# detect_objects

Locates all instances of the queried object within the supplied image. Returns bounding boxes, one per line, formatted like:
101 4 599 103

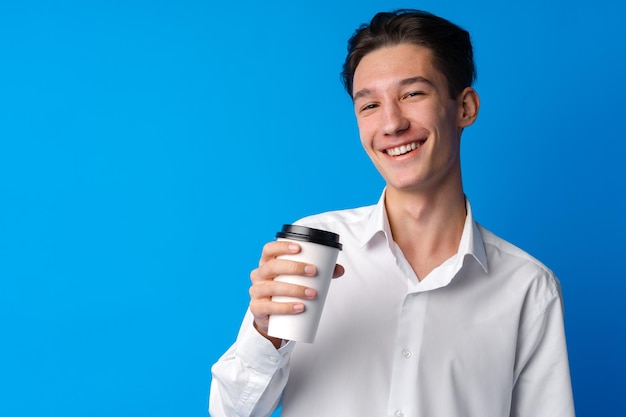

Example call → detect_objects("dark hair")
341 9 476 99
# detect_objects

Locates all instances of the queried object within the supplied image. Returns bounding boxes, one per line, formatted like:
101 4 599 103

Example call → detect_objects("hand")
249 240 344 348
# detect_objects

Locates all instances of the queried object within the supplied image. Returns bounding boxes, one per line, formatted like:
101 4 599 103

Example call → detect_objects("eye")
359 103 379 113
403 91 425 100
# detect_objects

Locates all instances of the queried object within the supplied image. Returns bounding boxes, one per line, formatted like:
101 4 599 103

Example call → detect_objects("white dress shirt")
210 192 575 417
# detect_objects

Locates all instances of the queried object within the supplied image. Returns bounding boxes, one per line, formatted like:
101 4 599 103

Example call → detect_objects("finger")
251 298 307 318
250 288 311 334
258 241 301 267
249 280 317 301
251 258 316 284
332 263 345 279
251 300 305 336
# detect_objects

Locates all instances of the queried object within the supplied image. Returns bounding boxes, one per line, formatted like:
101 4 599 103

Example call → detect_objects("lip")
383 139 427 157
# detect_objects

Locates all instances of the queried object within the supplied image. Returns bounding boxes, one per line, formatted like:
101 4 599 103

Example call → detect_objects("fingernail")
304 265 315 275
304 288 316 298
288 243 299 252
293 304 304 312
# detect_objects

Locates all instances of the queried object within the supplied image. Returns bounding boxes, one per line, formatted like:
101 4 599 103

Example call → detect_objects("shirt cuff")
235 320 295 374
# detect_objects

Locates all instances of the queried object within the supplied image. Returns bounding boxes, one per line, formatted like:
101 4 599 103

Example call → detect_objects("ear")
457 87 480 128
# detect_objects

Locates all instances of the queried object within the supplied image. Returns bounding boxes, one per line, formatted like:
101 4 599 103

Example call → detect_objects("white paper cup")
267 224 342 343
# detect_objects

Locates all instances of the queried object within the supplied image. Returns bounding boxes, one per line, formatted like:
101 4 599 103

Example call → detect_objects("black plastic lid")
276 224 342 250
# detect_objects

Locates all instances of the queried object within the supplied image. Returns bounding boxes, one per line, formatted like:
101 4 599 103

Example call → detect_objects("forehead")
352 43 445 93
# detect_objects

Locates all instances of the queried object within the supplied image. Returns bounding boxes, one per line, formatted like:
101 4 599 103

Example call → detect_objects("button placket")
387 291 429 417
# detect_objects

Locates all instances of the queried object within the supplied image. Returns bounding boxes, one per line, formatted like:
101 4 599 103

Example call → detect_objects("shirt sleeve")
209 310 295 417
510 276 576 417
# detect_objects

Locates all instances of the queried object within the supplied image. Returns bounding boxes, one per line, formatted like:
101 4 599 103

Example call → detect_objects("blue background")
1 1 624 416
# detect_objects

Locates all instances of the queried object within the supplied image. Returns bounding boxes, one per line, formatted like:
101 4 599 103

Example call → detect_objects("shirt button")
402 348 412 358
268 356 279 363
395 411 404 417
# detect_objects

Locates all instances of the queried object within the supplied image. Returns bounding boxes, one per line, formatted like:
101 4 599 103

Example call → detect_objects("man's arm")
209 310 294 417
510 280 576 417
210 240 342 416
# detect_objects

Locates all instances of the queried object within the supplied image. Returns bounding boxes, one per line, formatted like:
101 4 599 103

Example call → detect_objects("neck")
384 182 467 280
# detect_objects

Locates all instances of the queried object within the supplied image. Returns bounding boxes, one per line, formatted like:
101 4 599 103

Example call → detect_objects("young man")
210 9 575 417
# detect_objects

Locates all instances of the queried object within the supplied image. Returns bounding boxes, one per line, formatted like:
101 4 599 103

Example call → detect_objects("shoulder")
290 204 378 248
478 224 562 311
294 205 375 231
479 224 553 273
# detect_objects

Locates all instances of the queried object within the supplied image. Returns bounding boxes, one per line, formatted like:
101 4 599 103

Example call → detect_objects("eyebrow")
352 76 434 101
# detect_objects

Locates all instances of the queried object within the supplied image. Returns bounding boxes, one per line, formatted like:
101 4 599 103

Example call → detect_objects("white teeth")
387 141 421 156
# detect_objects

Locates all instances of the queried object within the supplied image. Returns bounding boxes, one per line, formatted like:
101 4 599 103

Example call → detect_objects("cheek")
359 135 375 157
356 119 375 147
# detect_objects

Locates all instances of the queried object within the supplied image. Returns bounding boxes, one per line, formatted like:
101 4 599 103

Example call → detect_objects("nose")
381 101 410 136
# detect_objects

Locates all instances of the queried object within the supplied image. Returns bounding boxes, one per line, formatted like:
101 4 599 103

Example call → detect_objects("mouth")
384 140 425 157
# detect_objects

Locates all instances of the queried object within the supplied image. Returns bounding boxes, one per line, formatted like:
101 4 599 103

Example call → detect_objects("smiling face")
352 43 478 197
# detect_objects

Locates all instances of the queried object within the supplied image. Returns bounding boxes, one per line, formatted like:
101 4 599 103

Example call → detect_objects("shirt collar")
359 188 488 274
460 200 489 273
359 189 390 248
